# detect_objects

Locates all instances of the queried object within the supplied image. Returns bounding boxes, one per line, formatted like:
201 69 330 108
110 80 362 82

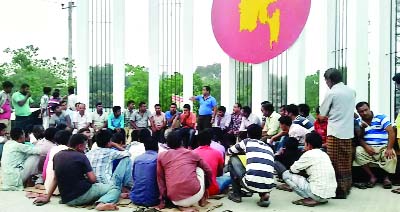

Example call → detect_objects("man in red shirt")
176 104 197 149
193 129 231 196
314 107 328 148
157 131 213 211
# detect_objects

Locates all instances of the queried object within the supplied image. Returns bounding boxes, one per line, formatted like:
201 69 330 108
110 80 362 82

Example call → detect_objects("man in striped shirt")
354 102 397 189
227 124 274 207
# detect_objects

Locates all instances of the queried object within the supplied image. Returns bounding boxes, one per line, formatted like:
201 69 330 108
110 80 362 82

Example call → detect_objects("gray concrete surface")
0 186 399 212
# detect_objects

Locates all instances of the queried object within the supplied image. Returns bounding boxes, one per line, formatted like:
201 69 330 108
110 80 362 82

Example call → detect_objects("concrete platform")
0 185 399 212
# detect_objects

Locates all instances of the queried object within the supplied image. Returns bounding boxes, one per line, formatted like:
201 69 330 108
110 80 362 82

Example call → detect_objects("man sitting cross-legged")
1 128 44 190
86 130 133 196
275 132 337 207
353 101 397 189
227 124 274 207
157 131 213 211
193 129 231 196
33 134 121 211
130 137 160 207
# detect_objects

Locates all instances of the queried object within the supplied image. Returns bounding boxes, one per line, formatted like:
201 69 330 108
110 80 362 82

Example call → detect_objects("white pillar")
221 56 236 111
148 0 160 108
182 0 194 106
76 0 89 106
112 0 125 107
287 31 306 104
347 0 369 103
369 0 391 116
319 0 336 104
252 62 268 117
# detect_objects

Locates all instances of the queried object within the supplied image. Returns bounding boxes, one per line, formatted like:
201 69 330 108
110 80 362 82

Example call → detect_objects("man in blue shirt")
190 86 217 131
108 106 125 142
130 137 159 206
165 103 180 127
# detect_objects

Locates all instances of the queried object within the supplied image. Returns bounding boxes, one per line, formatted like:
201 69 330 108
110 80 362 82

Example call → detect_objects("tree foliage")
305 70 319 115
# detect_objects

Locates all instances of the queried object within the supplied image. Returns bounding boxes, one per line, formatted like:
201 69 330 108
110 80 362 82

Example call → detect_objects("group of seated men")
0 98 399 211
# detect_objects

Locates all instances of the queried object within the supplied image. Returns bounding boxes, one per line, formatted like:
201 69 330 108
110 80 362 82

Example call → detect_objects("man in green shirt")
12 83 34 132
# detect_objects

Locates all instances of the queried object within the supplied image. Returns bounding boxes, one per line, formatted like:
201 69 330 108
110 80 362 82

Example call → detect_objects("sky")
0 0 323 74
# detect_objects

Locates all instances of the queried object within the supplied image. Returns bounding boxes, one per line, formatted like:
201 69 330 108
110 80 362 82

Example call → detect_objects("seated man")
261 103 281 141
130 102 152 142
130 137 160 207
108 106 125 141
86 130 132 190
298 103 316 123
212 106 231 142
1 128 43 190
150 104 166 143
227 124 274 207
72 103 92 133
157 132 213 211
176 104 196 149
275 137 303 169
49 104 72 129
33 134 120 211
286 104 314 130
354 102 397 189
164 103 181 131
91 102 108 132
314 106 328 148
275 132 337 207
194 130 231 196
239 106 261 132
224 103 242 149
271 116 310 151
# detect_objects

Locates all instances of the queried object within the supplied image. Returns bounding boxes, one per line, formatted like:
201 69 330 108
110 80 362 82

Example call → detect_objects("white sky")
0 0 323 74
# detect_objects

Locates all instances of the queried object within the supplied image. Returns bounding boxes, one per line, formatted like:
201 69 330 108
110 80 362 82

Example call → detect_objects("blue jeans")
177 128 195 148
66 183 120 206
112 157 133 188
216 174 232 193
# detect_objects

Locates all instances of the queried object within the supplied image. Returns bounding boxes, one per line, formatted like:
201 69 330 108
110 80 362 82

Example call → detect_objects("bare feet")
95 203 119 211
120 193 129 199
198 199 210 207
177 206 199 212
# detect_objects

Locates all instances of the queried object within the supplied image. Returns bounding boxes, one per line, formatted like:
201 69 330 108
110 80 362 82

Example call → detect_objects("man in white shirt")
261 103 281 141
67 86 77 111
91 102 108 131
271 116 310 152
212 106 231 142
275 132 337 207
40 87 52 129
320 68 355 199
239 106 261 132
73 103 92 132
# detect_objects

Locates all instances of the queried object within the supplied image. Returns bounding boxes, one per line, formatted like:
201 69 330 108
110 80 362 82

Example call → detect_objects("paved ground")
0 185 399 212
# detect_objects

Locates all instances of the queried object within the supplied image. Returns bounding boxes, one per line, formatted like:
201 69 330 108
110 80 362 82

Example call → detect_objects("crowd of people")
0 68 399 211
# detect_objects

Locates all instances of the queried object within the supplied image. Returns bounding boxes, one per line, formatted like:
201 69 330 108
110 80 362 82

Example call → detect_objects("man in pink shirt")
194 130 231 196
157 131 213 211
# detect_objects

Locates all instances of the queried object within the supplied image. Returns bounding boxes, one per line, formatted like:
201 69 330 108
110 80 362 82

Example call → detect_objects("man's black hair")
356 101 370 110
235 103 242 108
278 116 292 127
286 104 299 116
137 129 151 143
139 102 146 107
324 68 343 84
113 106 121 113
43 87 51 94
68 134 87 148
247 124 262 139
203 86 211 93
242 106 251 114
183 104 191 111
54 130 72 145
154 104 161 108
170 103 177 107
261 101 271 105
10 128 24 141
21 83 30 89
144 137 159 151
0 123 6 131
166 131 182 149
305 132 323 149
2 81 14 89
44 127 60 142
262 103 274 113
95 130 112 148
96 102 103 107
217 106 226 113
197 129 212 146
52 91 60 98
111 133 125 144
298 104 311 116
68 86 75 95
127 100 135 107
315 106 320 115
284 137 299 150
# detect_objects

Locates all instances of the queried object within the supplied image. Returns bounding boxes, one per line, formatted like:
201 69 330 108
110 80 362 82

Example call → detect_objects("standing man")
12 83 34 132
150 104 166 143
67 86 77 111
124 100 136 143
91 102 108 132
40 87 52 129
190 86 217 131
320 68 356 199
130 102 152 142
0 81 14 134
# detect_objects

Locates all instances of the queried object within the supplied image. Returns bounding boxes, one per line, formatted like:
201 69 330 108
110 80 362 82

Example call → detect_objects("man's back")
130 150 159 206
53 150 93 203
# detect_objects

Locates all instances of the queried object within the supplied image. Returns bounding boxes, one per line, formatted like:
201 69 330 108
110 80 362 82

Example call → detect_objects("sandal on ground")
391 188 400 194
366 181 376 188
301 199 326 207
276 183 293 192
353 182 367 189
228 193 242 203
240 191 253 197
257 200 270 207
383 180 393 189
292 199 305 205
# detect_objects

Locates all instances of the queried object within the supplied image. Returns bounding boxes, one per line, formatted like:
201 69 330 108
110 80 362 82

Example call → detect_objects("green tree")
305 70 319 115
125 64 149 106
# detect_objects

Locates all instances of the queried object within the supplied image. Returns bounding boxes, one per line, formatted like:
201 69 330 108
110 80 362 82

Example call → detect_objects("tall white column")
319 0 336 104
252 62 268 117
76 0 90 106
221 56 236 111
287 31 306 104
369 0 391 116
112 0 125 107
182 0 194 106
347 0 369 103
148 0 160 108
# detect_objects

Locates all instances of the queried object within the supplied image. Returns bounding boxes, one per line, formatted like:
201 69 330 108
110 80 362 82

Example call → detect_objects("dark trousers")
15 115 33 133
152 129 165 143
197 115 212 131
131 128 147 142
176 128 195 148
